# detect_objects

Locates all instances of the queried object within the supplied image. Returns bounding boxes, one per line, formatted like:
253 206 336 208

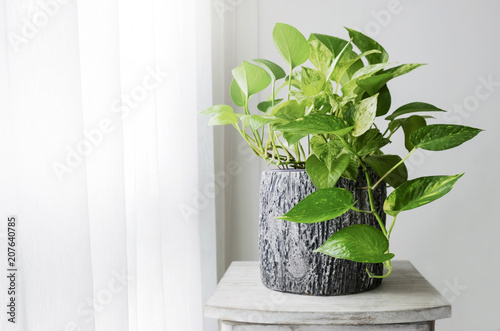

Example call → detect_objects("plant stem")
362 165 388 237
371 147 417 190
387 215 397 239
368 260 393 279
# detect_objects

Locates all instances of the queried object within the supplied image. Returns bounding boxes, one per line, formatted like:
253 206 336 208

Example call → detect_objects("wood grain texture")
259 169 386 295
205 261 451 325
220 320 433 330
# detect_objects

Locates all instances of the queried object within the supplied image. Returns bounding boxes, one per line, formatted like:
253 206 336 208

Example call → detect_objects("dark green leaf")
230 79 245 107
385 102 446 121
364 154 408 188
257 99 283 112
353 129 389 156
346 28 389 64
342 157 360 181
275 114 347 136
401 115 427 152
277 188 354 223
232 61 271 98
273 23 309 69
309 33 352 57
315 224 394 263
344 94 378 136
410 124 483 151
253 58 286 80
384 174 464 216
306 154 350 189
357 64 425 95
375 85 391 117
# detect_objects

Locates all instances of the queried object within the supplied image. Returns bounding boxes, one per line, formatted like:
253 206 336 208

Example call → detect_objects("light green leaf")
253 59 286 80
232 61 271 98
207 111 239 126
310 136 344 166
410 124 483 151
315 224 394 263
364 154 408 188
271 100 305 118
275 114 347 136
308 39 334 74
230 79 245 107
277 188 354 223
384 174 464 216
306 154 350 189
357 64 425 95
257 99 283 113
282 132 306 146
240 115 277 130
385 102 446 121
344 94 378 137
273 23 309 69
301 67 326 96
200 104 233 115
331 49 381 85
346 28 389 64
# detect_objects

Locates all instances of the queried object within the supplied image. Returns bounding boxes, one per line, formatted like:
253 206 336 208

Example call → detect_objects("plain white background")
213 1 500 330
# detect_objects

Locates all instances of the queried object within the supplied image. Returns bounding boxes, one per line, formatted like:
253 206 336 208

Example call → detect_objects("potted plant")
202 23 481 295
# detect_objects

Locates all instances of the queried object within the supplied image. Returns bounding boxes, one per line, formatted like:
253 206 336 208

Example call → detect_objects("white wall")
215 1 500 330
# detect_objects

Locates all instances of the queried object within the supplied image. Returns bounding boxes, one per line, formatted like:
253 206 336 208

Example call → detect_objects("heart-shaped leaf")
273 23 309 69
277 188 354 223
385 102 445 121
232 61 271 98
410 124 483 151
315 224 394 263
306 154 350 189
384 174 463 216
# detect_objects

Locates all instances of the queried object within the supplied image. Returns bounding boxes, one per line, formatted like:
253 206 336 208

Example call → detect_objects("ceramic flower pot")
259 168 386 296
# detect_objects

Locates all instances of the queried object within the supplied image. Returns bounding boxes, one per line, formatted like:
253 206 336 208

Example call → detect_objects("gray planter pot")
259 168 386 296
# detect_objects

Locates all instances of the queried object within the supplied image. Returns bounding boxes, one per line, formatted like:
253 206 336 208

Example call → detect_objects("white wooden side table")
205 261 451 330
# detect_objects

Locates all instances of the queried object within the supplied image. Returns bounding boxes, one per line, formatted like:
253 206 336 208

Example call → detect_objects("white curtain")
0 0 217 330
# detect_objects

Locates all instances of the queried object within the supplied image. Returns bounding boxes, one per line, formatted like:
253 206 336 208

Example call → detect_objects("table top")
204 260 451 325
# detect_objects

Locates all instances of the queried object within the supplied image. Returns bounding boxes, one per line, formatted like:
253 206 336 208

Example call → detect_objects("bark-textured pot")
259 168 386 296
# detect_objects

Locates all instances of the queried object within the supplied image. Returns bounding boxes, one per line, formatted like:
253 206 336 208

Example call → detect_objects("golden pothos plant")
202 23 481 277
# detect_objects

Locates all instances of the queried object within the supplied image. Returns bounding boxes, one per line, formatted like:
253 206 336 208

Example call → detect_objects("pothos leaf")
277 188 354 223
315 224 394 263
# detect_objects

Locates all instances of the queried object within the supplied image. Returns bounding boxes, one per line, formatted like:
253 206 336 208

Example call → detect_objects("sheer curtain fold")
0 0 217 330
